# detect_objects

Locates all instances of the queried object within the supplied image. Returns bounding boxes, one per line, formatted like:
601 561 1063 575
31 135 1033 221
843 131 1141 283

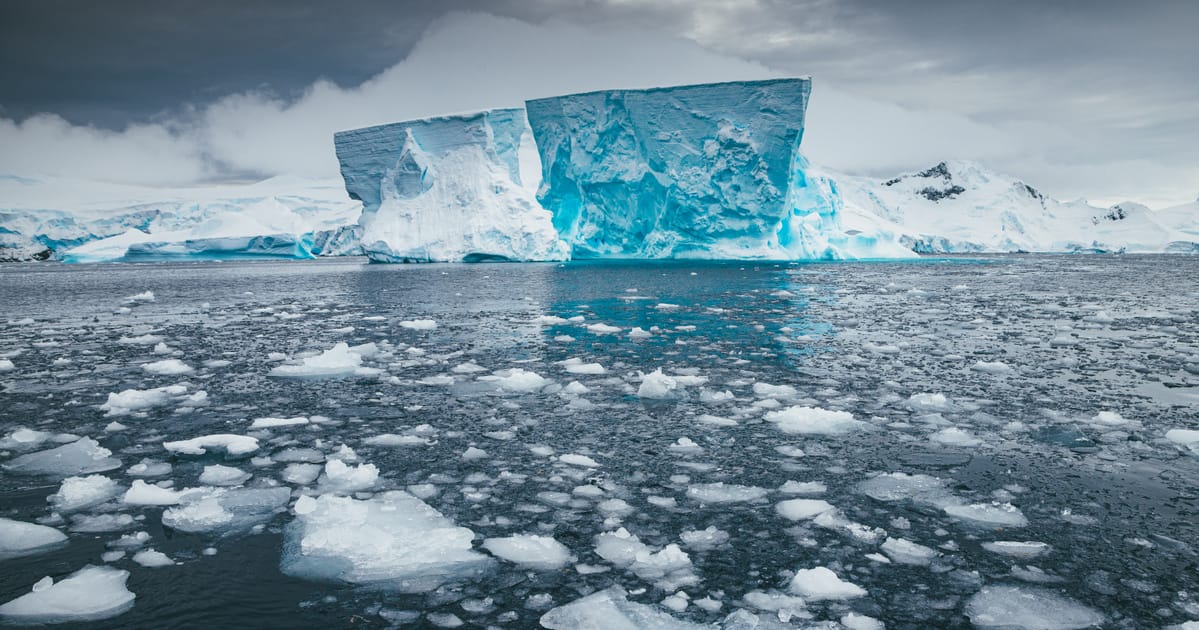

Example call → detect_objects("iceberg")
525 78 910 260
334 108 568 262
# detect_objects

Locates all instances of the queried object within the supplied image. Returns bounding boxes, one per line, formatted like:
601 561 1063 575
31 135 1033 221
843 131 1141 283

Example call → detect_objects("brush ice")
48 475 120 512
281 491 492 591
335 109 568 262
482 534 573 570
764 405 866 435
526 78 909 260
965 585 1104 629
0 566 135 624
0 518 68 560
789 567 867 601
3 438 121 477
540 587 707 630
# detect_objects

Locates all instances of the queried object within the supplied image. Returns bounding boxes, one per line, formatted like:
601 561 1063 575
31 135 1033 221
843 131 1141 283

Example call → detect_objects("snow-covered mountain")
833 160 1198 254
0 175 362 262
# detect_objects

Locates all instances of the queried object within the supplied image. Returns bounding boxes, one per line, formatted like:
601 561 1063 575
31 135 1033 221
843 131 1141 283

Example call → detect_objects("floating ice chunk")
131 549 174 567
559 453 600 467
628 327 652 339
753 383 797 398
944 502 1029 528
668 437 703 454
908 392 951 411
739 591 810 618
69 514 135 533
930 427 983 447
48 475 120 512
982 541 1051 558
451 362 486 374
679 527 730 552
534 315 567 325
162 487 290 534
540 587 707 630
319 459 379 493
126 459 171 477
163 434 259 456
858 472 959 509
269 343 373 378
779 480 826 495
100 384 188 415
789 567 867 601
141 359 194 375
972 361 1013 374
1165 429 1199 454
399 319 438 330
365 433 432 447
0 427 52 451
880 537 939 565
0 566 135 624
118 334 163 345
586 323 621 334
1089 411 1129 427
123 480 193 505
965 585 1104 629
841 612 885 630
281 491 493 591
124 291 155 304
282 463 322 485
696 414 737 427
775 499 834 521
0 518 68 560
638 369 679 399
461 447 488 461
686 483 768 504
248 416 309 429
765 406 866 435
198 465 251 486
478 368 548 392
564 360 606 375
482 535 573 570
3 438 121 477
0 358 13 372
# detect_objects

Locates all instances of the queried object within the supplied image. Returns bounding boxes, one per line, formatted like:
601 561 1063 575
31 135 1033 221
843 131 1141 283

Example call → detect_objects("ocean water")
0 256 1196 629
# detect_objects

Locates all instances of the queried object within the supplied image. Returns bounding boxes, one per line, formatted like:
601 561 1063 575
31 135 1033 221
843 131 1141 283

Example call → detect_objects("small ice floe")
399 319 437 330
3 438 121 477
930 427 983 447
908 392 952 412
100 384 192 416
282 463 322 485
540 587 705 630
628 327 652 339
679 527 729 551
0 518 68 560
123 291 155 304
0 427 52 451
163 434 259 457
48 475 120 512
477 368 548 392
764 406 867 435
142 359 193 375
972 361 1013 374
944 502 1029 528
559 358 606 375
0 566 135 624
668 437 703 454
0 358 14 372
586 323 621 334
1165 429 1199 454
281 491 493 591
696 414 737 427
364 433 433 447
161 487 290 534
559 453 600 468
593 528 696 591
451 362 486 374
117 334 162 345
637 368 681 399
533 315 567 325
248 416 309 429
131 549 175 568
1089 411 1130 427
779 480 826 495
198 465 251 487
880 537 939 566
70 514 135 533
482 535 573 570
841 612 886 630
268 343 378 378
319 460 379 493
753 382 797 398
965 585 1104 629
982 541 1050 559
126 459 171 478
123 480 196 506
775 499 834 521
686 483 768 504
789 567 867 601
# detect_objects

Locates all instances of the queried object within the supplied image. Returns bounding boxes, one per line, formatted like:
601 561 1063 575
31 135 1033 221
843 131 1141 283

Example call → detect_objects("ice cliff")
334 109 568 262
524 78 911 260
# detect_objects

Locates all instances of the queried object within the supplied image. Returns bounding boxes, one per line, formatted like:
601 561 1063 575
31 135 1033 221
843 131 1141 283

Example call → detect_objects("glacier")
524 78 912 260
334 108 568 262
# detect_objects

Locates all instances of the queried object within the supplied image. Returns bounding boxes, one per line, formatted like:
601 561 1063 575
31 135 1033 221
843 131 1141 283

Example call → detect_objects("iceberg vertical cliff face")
525 78 909 260
334 109 568 262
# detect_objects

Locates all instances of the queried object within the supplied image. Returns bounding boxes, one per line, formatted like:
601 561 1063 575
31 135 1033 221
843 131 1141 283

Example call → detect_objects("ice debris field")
0 255 1197 628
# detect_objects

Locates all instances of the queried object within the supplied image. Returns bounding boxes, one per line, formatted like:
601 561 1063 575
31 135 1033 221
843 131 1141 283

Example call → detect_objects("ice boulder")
0 565 135 624
281 491 493 591
0 518 69 560
334 108 568 262
526 78 910 260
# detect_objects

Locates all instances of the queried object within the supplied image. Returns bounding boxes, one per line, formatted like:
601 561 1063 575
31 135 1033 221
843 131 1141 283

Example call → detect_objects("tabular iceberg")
525 78 911 260
334 109 568 262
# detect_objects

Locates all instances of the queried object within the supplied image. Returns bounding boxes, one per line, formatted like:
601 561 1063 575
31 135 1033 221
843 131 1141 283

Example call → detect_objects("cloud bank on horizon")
0 10 1195 208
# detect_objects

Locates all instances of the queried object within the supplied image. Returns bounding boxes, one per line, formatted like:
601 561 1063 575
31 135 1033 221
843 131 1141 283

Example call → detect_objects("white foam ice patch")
131 549 175 567
0 517 69 560
775 499 834 521
593 528 697 591
482 535 573 570
789 567 867 601
319 459 379 493
0 566 135 624
198 464 251 486
981 541 1051 558
2 438 121 477
268 343 379 378
100 384 191 415
540 587 708 629
965 585 1104 629
686 483 768 504
880 537 939 566
764 406 867 435
477 368 548 392
141 359 194 375
944 502 1029 528
48 475 120 512
163 434 259 456
399 319 438 330
248 416 309 429
161 487 290 534
281 491 493 592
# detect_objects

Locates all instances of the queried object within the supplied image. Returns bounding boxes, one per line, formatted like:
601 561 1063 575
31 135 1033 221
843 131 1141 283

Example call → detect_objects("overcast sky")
1 0 1196 207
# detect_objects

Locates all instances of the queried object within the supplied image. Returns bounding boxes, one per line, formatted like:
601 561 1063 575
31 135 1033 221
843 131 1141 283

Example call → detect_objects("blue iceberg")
526 78 905 259
334 109 568 262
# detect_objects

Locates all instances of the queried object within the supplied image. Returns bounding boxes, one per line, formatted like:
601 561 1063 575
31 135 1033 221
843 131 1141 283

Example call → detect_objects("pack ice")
525 78 911 260
334 108 568 262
